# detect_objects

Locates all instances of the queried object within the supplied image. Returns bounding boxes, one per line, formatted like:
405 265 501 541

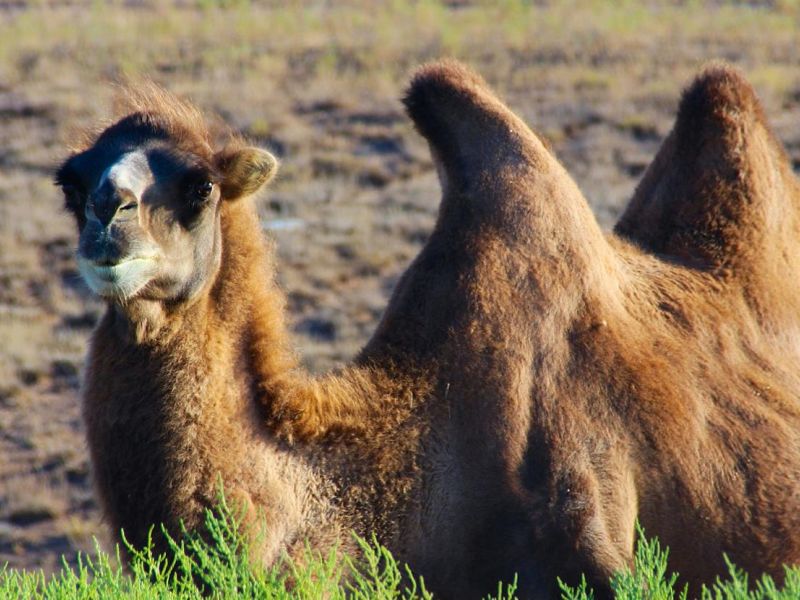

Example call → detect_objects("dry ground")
1 0 799 574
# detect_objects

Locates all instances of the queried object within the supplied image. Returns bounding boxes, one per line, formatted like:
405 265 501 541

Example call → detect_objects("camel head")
55 85 277 305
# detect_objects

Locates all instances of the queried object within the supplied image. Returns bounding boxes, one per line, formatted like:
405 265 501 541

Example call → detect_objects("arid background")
1 0 799 575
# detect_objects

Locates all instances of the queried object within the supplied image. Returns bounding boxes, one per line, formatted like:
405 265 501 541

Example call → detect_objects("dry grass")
1 0 799 572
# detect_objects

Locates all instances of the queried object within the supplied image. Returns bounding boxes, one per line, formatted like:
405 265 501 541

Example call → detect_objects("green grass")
0 489 510 599
0 495 401 599
3 496 800 599
560 524 800 600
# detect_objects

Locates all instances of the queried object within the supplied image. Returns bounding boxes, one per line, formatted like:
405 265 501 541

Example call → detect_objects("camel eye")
184 178 216 219
195 180 214 199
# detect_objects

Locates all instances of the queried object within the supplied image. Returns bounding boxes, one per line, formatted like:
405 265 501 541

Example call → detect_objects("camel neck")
84 201 313 549
212 201 301 389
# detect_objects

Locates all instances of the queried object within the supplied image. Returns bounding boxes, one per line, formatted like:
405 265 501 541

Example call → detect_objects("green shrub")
2 503 799 599
559 524 800 600
0 490 512 599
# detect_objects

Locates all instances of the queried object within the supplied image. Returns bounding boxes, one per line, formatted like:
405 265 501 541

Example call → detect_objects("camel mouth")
77 255 157 300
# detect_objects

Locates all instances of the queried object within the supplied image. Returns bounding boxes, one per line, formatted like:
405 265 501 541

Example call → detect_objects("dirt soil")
1 1 799 574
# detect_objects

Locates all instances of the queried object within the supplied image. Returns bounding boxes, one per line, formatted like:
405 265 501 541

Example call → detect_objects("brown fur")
58 61 800 599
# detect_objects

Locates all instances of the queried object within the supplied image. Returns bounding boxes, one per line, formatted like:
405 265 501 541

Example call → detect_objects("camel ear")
215 147 278 201
615 63 795 272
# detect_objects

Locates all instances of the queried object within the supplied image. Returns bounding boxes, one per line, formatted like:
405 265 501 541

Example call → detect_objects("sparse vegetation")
0 493 518 599
2 0 800 586
560 525 800 600
3 501 799 599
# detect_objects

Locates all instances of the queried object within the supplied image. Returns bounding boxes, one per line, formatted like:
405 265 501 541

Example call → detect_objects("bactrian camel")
56 61 800 598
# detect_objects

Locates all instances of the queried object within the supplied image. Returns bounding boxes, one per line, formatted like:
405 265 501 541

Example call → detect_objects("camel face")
58 134 223 302
56 106 277 304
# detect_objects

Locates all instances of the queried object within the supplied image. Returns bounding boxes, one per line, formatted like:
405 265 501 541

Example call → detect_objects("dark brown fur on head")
72 80 230 156
61 63 800 600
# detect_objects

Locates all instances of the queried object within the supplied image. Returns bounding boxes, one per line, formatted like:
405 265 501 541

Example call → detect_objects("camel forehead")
97 150 152 197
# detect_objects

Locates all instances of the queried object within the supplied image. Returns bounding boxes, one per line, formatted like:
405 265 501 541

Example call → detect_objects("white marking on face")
97 150 152 199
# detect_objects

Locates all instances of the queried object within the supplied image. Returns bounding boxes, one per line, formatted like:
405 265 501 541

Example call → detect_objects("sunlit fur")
60 63 800 600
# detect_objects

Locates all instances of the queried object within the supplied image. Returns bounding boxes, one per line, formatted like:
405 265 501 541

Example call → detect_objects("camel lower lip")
78 256 156 298
87 258 151 280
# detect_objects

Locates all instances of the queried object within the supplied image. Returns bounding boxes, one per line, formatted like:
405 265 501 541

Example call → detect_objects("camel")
55 61 800 598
